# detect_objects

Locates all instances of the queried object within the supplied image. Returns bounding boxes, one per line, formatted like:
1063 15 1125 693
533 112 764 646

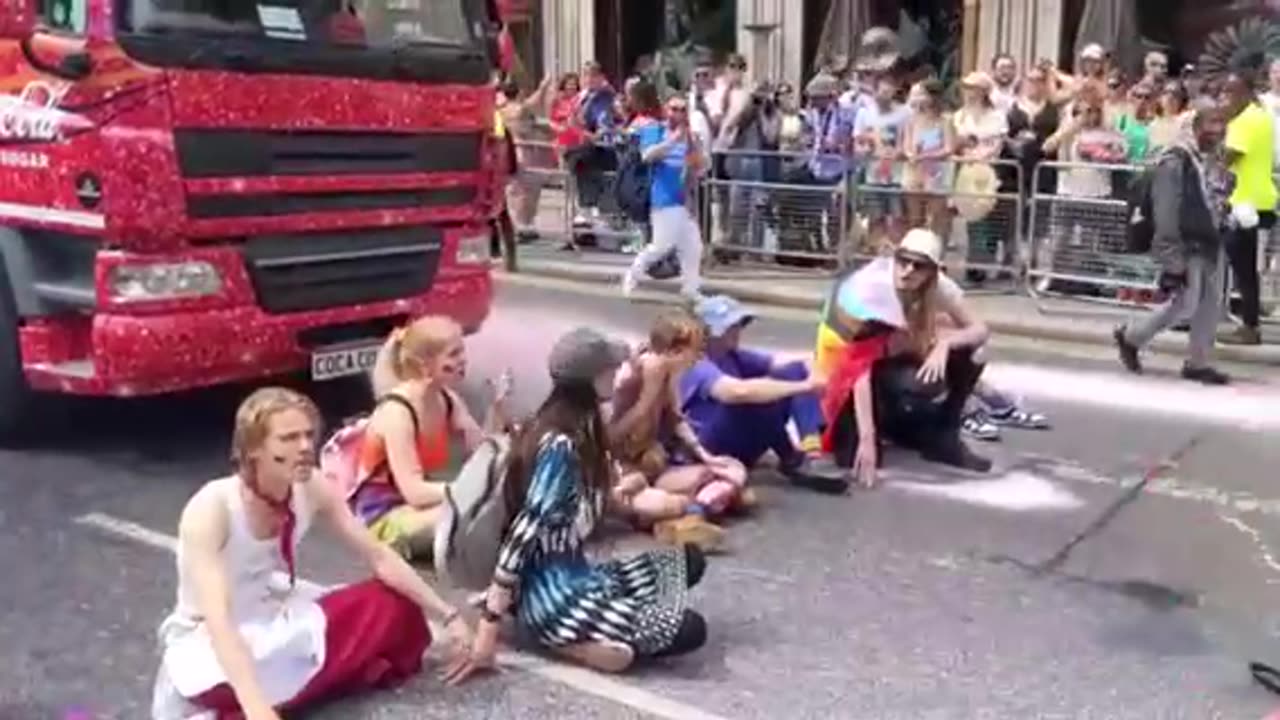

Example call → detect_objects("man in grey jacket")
1114 106 1233 385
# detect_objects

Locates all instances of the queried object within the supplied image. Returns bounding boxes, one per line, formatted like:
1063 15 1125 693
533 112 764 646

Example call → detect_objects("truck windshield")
117 0 490 83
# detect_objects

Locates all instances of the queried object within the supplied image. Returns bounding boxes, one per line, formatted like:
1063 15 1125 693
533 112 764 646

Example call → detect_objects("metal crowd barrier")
1025 160 1159 308
509 139 573 244
703 149 849 268
850 157 1025 289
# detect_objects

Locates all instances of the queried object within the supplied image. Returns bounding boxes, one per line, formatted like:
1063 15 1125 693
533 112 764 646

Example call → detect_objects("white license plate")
311 343 381 381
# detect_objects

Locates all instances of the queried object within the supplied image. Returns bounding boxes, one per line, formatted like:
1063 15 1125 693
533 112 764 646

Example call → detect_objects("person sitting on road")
152 388 474 720
609 309 745 551
444 328 710 683
817 228 993 487
679 294 848 494
352 315 511 561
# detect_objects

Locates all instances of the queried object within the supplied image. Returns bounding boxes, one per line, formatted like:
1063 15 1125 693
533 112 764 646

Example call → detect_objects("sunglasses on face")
895 252 935 272
667 103 688 113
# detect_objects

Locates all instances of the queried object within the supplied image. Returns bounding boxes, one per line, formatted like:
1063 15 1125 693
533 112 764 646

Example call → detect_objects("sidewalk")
505 242 1280 368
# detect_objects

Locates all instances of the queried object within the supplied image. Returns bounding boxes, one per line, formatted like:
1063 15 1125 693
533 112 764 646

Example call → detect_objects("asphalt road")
4 278 1280 720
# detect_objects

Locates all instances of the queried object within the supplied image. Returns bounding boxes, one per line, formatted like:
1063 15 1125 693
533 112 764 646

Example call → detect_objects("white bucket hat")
898 228 943 266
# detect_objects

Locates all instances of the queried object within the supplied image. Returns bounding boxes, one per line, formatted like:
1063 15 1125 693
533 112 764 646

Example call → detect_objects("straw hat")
961 71 994 94
951 163 1000 222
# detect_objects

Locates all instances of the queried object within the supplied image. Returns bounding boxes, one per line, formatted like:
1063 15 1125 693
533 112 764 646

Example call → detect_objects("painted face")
426 329 467 385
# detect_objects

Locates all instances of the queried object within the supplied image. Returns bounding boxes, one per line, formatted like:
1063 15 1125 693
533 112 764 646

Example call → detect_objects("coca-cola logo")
0 80 72 143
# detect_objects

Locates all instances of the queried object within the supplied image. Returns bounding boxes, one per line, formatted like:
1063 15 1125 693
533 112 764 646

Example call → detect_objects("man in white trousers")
623 92 707 301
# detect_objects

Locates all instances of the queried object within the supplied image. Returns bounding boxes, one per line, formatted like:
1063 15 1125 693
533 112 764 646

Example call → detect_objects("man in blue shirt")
679 295 849 494
622 93 706 300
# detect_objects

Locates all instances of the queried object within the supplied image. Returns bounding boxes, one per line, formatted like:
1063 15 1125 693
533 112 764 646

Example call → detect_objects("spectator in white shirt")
1259 57 1280 170
991 54 1019 113
853 75 911 247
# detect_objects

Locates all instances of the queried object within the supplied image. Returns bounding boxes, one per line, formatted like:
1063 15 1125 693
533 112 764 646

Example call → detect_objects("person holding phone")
622 93 708 301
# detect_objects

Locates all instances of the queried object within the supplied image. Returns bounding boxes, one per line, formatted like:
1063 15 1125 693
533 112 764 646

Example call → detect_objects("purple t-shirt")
679 349 774 436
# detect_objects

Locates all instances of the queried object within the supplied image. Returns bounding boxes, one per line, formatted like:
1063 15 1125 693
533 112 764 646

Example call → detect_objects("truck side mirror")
0 0 37 38
21 32 93 80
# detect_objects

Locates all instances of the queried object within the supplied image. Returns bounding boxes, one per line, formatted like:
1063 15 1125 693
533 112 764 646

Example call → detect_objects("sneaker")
572 214 591 228
780 456 851 494
1219 326 1262 346
653 515 726 554
1113 326 1143 374
986 406 1051 430
1181 364 1230 386
962 410 1001 442
922 435 993 473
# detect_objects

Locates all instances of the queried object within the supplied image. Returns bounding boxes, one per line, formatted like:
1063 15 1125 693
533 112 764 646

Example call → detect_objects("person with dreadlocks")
815 229 993 488
152 388 475 720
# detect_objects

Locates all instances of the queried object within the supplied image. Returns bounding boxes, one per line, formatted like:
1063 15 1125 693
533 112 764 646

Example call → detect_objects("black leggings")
651 544 709 658
829 347 985 468
1227 211 1276 329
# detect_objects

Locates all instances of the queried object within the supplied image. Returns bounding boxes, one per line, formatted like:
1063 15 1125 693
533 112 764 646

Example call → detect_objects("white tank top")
154 477 327 716
173 476 317 624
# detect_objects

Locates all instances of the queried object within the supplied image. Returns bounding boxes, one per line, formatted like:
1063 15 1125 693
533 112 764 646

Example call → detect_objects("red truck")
0 0 506 439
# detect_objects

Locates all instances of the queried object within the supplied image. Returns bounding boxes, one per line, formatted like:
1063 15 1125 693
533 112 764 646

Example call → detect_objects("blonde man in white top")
151 388 474 720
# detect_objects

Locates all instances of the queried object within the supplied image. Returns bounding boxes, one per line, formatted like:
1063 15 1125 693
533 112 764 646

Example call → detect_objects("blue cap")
695 295 753 338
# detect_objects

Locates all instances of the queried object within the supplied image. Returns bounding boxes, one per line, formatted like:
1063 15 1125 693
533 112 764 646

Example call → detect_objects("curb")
500 261 1280 368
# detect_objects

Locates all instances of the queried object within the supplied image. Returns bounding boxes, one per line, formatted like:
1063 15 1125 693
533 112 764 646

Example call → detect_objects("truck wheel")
0 262 34 444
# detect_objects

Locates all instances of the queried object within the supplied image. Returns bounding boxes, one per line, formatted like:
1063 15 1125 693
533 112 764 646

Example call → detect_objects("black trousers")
829 347 985 469
1226 210 1276 329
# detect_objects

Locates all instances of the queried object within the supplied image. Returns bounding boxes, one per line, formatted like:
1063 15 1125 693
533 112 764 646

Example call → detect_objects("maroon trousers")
193 580 431 719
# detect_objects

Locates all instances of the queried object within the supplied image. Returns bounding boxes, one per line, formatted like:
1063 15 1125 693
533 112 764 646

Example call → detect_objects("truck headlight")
108 261 223 302
455 233 491 265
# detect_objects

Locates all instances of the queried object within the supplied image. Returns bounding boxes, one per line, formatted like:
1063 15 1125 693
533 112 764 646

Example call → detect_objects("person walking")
1115 106 1234 384
622 93 707 301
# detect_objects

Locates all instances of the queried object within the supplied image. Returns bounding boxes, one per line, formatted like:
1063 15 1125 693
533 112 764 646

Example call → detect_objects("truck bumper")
22 270 492 396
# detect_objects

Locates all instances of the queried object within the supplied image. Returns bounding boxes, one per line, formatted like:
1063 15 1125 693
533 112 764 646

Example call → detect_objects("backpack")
612 139 653 224
319 394 420 502
432 434 514 591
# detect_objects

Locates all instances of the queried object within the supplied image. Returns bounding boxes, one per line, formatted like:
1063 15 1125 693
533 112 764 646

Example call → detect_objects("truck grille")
174 130 483 178
187 186 476 218
242 226 443 314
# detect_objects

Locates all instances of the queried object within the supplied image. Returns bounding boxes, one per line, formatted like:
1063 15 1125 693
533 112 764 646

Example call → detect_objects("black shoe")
781 456 851 494
1181 364 1230 386
1113 326 1143 374
922 435 993 473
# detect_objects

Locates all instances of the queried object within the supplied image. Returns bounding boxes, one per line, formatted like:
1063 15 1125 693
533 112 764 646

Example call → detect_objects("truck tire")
0 261 34 444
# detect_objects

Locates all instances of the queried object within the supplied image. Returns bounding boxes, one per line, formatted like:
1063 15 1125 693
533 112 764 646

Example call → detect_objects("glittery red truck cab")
0 0 506 433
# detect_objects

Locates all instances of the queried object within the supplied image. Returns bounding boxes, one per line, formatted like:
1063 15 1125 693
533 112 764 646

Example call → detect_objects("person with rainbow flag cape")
814 229 994 488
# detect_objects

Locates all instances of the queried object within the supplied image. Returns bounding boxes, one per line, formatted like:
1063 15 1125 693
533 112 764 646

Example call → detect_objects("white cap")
898 228 943 266
1080 43 1106 61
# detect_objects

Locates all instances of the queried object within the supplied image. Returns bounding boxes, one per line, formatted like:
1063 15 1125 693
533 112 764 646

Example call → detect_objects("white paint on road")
74 512 730 720
1218 514 1280 585
892 471 1086 512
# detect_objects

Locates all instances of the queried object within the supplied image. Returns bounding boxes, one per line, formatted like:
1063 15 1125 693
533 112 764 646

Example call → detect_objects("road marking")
73 512 730 720
892 471 1086 512
1218 514 1280 585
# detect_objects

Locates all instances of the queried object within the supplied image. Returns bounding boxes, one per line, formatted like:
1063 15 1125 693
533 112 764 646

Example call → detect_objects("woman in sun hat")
817 228 993 487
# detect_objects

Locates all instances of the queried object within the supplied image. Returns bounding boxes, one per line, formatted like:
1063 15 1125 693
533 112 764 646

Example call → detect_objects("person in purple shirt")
680 295 849 494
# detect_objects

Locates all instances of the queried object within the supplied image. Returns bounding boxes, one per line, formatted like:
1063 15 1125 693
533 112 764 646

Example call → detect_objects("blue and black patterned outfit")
494 433 692 655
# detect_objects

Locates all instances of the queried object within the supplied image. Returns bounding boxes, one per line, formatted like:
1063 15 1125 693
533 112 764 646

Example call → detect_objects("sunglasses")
895 252 935 272
667 104 688 113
